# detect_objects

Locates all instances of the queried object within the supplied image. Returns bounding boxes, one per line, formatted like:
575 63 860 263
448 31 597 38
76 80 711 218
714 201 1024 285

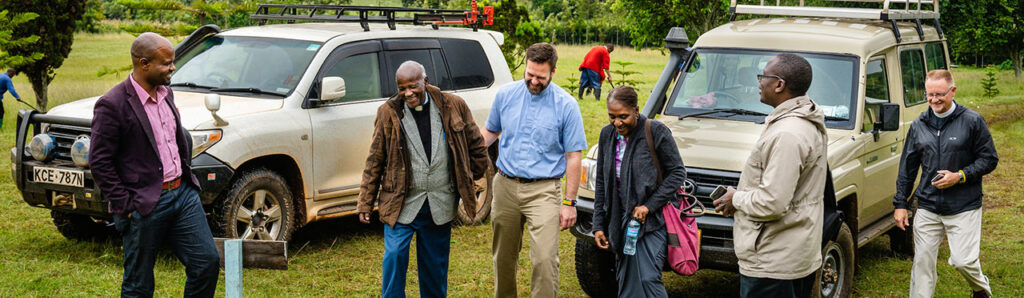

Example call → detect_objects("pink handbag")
645 119 704 275
662 191 703 275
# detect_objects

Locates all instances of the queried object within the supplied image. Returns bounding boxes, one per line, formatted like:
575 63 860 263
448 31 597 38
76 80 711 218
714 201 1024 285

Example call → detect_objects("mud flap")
822 167 843 248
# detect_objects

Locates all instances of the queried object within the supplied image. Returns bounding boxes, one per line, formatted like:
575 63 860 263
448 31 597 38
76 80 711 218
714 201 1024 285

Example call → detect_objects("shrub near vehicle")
11 4 512 242
571 1 948 297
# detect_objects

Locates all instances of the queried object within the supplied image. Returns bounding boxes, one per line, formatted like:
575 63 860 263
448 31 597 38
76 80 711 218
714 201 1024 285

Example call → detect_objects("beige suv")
572 1 947 297
11 5 511 242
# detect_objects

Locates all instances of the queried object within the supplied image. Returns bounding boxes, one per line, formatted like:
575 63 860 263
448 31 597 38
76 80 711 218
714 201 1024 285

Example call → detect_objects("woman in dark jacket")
592 86 687 297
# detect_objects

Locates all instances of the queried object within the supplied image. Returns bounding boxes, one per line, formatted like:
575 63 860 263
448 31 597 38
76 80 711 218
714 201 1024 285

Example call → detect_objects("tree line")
1 0 1021 110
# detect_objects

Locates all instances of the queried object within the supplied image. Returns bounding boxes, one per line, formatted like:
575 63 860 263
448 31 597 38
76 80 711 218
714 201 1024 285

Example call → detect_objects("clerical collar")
932 102 956 118
413 92 430 112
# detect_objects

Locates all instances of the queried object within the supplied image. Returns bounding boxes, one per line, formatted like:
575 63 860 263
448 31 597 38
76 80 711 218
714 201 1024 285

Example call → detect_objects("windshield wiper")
678 108 768 120
824 116 848 121
210 87 286 97
169 82 216 89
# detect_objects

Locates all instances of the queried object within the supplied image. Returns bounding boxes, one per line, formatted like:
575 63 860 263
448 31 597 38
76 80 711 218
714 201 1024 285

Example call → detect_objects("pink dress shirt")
129 75 182 183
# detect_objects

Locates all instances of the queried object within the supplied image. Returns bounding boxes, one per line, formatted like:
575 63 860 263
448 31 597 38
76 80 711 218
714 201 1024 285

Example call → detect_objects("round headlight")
71 135 90 167
29 134 56 162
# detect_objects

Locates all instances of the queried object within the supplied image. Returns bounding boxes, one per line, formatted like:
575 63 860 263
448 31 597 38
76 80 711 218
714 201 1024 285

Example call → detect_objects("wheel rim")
461 177 488 216
472 181 487 213
820 242 845 298
235 189 282 240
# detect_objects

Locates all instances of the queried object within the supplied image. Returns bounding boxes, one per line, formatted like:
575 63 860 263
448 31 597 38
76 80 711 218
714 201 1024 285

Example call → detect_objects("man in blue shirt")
1 68 23 128
482 42 588 297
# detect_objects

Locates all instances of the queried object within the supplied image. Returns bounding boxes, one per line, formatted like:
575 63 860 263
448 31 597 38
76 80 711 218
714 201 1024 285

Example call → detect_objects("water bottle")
623 219 640 256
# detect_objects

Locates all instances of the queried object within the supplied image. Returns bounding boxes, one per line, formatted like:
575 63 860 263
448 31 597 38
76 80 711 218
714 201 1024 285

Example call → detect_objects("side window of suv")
440 39 494 90
322 53 382 102
900 49 926 106
313 40 384 103
863 58 889 132
924 42 947 70
384 48 452 95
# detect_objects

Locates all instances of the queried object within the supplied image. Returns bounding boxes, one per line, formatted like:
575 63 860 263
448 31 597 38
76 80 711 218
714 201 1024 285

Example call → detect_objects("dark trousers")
116 184 220 298
578 68 602 100
615 227 669 298
739 272 816 298
382 202 452 298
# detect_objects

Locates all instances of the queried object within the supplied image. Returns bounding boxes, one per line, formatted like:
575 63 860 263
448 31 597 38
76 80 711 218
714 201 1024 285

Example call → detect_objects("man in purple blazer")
90 32 219 297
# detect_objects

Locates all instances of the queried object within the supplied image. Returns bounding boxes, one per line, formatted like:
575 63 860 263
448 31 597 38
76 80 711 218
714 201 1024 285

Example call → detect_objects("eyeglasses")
925 86 954 98
757 74 785 83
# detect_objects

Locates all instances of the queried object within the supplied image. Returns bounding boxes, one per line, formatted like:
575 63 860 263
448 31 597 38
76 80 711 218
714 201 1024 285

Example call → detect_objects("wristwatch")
562 197 577 206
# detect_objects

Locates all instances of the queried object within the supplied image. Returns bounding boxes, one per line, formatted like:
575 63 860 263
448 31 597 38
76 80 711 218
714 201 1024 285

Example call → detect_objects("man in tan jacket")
714 53 828 298
357 61 490 297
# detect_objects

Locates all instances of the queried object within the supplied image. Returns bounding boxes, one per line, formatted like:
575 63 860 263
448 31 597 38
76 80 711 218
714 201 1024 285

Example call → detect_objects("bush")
998 59 1015 71
118 20 193 36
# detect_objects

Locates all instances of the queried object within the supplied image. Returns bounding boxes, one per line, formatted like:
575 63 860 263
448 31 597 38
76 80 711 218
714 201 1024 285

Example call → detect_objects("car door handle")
867 155 878 164
891 145 898 153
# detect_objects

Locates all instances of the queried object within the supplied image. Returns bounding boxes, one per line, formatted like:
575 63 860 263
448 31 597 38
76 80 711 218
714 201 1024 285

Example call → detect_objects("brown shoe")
972 290 990 298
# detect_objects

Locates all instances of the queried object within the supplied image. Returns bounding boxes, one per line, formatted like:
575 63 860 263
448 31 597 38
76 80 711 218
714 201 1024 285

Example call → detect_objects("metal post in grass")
225 239 243 298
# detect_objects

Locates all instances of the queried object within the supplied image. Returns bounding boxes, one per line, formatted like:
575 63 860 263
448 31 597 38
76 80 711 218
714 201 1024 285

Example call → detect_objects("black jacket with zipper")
592 115 687 252
893 102 998 215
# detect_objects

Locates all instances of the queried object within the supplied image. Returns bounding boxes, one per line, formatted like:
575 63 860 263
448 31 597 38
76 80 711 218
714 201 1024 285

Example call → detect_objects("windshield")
172 36 322 97
665 49 858 129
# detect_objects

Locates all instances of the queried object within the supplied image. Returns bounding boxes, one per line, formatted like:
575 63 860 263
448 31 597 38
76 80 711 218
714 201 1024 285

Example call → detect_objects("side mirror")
878 103 900 131
321 76 347 102
871 103 899 141
205 94 229 126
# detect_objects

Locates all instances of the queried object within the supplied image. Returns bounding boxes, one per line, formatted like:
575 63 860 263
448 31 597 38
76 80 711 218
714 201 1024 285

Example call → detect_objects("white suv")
12 5 512 241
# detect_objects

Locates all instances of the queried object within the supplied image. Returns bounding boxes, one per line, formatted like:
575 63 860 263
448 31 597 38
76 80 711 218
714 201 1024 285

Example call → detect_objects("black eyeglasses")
757 74 785 82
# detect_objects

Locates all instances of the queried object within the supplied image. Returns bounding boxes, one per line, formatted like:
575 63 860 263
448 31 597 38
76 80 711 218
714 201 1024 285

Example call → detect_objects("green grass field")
0 33 1021 296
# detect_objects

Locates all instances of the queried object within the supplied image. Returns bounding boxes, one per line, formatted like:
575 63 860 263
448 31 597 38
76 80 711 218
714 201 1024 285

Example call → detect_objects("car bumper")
572 195 740 272
12 151 234 217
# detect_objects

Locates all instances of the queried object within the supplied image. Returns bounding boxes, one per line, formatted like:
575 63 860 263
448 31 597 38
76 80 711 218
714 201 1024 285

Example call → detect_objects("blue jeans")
579 68 602 90
116 184 220 298
382 202 452 298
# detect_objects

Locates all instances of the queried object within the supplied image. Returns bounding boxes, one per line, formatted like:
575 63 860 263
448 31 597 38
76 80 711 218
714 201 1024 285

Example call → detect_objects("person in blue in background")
0 68 23 128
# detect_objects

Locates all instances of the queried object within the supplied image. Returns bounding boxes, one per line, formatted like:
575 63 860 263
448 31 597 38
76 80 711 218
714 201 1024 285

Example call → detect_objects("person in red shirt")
578 44 614 101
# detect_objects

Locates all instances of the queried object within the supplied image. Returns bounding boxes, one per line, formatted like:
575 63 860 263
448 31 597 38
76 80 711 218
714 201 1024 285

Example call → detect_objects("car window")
863 58 889 132
440 39 494 90
173 36 320 97
924 42 947 71
322 52 382 102
664 49 858 129
900 49 927 106
384 49 449 97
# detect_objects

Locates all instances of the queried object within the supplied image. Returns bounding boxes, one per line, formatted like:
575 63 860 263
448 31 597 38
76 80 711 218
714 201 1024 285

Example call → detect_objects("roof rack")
251 1 493 32
729 0 942 42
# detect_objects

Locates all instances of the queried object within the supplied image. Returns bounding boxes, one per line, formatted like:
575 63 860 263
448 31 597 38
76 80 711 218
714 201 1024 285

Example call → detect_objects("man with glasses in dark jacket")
893 69 998 298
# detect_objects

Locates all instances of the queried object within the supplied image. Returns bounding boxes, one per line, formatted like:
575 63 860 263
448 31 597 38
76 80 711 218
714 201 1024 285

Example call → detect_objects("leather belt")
162 177 182 190
497 170 560 184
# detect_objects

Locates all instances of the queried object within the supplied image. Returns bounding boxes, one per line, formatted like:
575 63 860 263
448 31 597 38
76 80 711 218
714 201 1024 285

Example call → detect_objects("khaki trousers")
910 208 991 297
491 175 561 298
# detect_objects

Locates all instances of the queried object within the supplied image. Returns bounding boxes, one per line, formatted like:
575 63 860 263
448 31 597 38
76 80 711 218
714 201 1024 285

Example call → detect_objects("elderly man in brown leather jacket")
357 61 489 297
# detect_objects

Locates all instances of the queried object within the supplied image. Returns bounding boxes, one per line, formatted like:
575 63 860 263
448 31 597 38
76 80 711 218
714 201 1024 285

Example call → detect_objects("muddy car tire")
575 238 618 298
456 166 494 225
219 169 295 241
815 223 855 298
51 210 116 241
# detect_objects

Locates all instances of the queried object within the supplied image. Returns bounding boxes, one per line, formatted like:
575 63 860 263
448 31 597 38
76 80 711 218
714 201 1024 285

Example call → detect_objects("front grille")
46 124 91 162
686 167 741 207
